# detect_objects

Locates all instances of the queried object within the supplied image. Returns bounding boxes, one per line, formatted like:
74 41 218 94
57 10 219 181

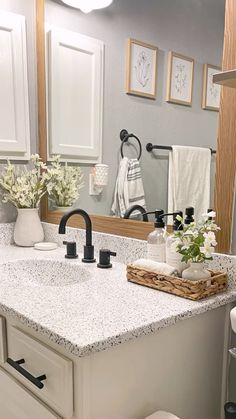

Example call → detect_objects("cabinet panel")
0 367 61 419
46 26 104 163
0 316 7 363
0 11 30 160
7 326 73 419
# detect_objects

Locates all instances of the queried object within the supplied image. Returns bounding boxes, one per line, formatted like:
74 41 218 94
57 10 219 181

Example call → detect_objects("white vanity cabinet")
0 304 232 419
0 368 61 419
0 315 72 419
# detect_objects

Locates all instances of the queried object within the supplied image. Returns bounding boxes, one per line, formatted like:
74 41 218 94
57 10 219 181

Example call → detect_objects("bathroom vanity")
0 223 235 419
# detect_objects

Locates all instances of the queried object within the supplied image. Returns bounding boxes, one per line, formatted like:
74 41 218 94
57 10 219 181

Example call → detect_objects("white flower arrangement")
45 155 84 208
173 211 220 263
0 154 84 209
0 154 48 208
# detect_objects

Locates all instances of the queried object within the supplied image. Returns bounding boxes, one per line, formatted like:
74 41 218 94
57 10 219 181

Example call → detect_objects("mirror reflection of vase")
14 208 44 247
55 206 73 213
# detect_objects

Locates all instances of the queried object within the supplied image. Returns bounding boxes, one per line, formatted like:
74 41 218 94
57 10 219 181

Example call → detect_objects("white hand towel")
132 259 178 276
111 157 146 217
145 411 180 419
168 145 211 221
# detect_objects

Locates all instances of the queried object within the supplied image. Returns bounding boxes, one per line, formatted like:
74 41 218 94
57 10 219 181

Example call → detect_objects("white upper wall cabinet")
46 26 104 163
0 11 30 160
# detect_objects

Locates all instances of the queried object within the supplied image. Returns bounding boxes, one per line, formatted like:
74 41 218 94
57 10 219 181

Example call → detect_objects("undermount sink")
0 259 90 287
230 307 236 332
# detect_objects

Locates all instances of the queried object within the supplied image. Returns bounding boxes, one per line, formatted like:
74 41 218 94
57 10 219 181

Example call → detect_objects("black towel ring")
120 129 142 160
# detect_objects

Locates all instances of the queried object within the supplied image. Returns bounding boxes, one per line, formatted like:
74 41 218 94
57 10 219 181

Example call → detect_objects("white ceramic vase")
14 208 44 247
182 262 211 283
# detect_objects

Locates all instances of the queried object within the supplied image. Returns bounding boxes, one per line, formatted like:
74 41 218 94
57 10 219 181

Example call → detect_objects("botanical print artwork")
135 50 151 88
206 66 221 110
126 39 157 98
170 55 193 103
174 62 187 94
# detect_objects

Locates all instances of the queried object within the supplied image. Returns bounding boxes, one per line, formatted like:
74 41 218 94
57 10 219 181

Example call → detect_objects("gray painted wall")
1 0 232 250
45 0 224 217
0 0 37 221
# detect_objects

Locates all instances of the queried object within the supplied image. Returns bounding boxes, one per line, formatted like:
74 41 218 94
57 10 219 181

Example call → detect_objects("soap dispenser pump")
166 211 186 275
184 206 194 225
145 209 166 262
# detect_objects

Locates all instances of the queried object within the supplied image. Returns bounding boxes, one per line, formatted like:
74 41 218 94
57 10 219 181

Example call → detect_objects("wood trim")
213 69 236 88
202 64 221 111
46 211 155 240
36 0 48 220
125 38 158 99
166 51 194 106
214 0 236 253
37 0 235 252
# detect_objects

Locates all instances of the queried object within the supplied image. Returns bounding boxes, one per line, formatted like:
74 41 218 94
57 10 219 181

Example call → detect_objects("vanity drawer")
6 326 73 419
0 367 61 419
0 316 7 363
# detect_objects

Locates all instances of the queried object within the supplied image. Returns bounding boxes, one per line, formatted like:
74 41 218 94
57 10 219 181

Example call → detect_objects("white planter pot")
182 262 211 283
14 208 44 247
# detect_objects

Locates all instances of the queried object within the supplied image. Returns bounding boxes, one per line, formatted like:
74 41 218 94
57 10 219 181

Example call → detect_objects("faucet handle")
97 249 117 269
63 241 78 259
82 245 96 263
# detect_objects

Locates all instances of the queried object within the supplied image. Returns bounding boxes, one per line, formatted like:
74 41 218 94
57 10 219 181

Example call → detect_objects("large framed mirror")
36 0 236 252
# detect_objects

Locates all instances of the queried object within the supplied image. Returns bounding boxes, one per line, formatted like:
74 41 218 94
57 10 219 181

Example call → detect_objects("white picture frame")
202 64 221 111
166 51 194 106
126 38 158 99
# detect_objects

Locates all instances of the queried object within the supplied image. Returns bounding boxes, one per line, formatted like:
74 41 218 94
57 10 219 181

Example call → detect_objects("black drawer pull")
7 357 46 389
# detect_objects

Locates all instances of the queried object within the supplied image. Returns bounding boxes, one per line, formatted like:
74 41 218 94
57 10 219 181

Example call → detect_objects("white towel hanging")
168 145 211 221
111 157 146 217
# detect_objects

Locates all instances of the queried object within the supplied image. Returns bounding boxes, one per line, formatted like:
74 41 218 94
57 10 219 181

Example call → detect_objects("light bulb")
61 0 113 13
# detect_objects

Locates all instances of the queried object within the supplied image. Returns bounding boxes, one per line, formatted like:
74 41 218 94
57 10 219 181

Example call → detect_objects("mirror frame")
37 0 235 251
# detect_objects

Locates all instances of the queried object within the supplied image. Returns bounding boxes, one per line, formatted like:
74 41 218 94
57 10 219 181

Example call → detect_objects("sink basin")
0 259 90 287
230 307 236 332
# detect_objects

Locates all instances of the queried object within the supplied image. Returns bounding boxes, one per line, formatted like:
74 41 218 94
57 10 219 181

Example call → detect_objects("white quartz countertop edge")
0 245 235 358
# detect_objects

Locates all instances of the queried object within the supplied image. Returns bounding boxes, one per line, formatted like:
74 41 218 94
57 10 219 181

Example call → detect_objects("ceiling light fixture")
61 0 113 13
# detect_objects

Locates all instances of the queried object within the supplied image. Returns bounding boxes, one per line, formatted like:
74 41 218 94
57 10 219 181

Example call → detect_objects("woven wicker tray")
127 265 228 301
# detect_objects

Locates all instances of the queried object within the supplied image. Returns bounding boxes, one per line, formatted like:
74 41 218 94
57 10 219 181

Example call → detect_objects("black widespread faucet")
123 205 149 222
58 208 96 263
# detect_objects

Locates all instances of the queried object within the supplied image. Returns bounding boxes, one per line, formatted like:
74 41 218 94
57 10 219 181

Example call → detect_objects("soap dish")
34 242 58 251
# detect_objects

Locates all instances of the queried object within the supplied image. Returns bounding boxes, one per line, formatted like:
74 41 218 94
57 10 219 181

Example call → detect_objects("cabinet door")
46 26 104 163
0 11 30 160
0 368 61 419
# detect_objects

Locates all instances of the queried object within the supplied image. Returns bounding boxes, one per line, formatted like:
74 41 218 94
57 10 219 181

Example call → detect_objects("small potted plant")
0 154 48 246
174 211 220 281
46 155 84 211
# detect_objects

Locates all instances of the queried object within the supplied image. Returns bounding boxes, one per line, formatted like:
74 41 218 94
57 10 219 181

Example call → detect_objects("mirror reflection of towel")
111 157 146 217
168 145 211 221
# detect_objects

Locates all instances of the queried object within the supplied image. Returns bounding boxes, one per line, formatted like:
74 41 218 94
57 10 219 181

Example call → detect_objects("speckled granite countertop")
0 241 236 357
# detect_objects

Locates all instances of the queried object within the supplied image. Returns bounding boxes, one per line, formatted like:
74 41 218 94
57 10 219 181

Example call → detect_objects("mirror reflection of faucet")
123 205 149 221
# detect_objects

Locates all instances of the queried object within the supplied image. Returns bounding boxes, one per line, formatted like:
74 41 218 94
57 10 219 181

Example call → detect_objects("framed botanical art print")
202 64 221 111
126 38 158 99
166 51 194 106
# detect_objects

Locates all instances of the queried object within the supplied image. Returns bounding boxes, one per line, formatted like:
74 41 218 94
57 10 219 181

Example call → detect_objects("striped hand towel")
111 157 146 217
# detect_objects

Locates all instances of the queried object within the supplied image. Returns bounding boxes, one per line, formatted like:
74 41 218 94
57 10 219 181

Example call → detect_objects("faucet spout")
58 208 95 263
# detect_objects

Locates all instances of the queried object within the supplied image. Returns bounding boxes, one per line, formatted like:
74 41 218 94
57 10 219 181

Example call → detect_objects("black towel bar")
146 143 216 154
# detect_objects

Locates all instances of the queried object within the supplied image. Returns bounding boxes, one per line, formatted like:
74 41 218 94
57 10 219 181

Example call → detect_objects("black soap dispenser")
145 209 166 262
184 207 194 225
166 211 186 275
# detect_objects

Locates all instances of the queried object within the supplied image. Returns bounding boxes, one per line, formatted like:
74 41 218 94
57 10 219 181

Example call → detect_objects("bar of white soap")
34 242 58 251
